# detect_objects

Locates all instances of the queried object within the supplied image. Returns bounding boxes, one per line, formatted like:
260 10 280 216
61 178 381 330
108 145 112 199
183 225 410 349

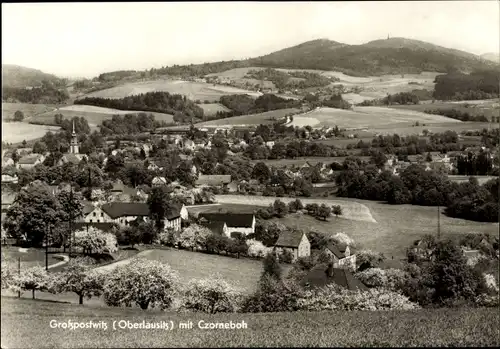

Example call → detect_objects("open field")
196 108 300 127
357 121 498 137
1 121 61 143
2 297 498 348
197 103 231 117
273 198 499 258
2 247 62 269
390 100 500 121
79 79 261 102
29 105 174 127
214 195 376 223
2 102 58 121
251 156 371 167
287 106 461 129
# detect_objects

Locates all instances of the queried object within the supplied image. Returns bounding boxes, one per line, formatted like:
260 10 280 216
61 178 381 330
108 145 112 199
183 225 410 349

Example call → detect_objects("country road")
94 250 153 273
214 195 377 223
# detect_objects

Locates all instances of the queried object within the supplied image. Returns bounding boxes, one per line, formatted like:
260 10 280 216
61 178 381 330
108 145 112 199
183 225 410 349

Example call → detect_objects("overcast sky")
2 1 499 78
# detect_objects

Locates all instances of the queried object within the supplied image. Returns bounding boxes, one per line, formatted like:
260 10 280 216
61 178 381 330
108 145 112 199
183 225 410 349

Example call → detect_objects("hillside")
249 38 497 76
481 52 500 63
2 64 66 88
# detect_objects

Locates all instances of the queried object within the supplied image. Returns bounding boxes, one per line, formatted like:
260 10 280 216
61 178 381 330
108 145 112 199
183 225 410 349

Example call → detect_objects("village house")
198 212 256 237
82 202 186 232
108 179 148 202
1 174 18 184
323 242 357 271
301 263 368 290
17 153 45 170
200 221 228 236
274 230 311 262
195 174 232 188
1 191 16 213
152 176 168 187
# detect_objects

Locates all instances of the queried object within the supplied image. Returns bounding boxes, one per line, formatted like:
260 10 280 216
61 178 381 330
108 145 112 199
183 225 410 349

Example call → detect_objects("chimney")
326 262 334 277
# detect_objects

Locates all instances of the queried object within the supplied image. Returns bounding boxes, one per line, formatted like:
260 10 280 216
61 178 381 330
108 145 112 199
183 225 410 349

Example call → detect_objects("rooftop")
198 212 254 228
301 263 368 291
275 230 306 248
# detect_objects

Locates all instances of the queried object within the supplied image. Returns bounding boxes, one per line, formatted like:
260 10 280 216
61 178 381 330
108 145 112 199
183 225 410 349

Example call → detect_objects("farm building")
1 174 18 184
82 202 186 232
198 212 256 237
152 176 167 187
200 221 228 236
109 179 148 202
195 175 232 188
17 154 45 170
274 230 311 262
323 242 356 271
301 263 368 291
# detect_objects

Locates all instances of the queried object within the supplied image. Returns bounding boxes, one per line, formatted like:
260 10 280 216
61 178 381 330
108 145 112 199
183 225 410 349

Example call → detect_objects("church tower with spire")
69 120 79 154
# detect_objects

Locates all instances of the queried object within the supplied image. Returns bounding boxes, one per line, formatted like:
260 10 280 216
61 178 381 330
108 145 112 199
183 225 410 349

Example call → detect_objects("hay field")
1 121 61 143
196 108 300 126
2 102 57 120
80 79 261 102
198 103 231 116
30 105 174 127
214 194 376 223
287 106 461 129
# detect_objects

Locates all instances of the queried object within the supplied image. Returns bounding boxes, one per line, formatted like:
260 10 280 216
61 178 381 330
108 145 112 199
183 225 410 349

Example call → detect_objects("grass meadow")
1 103 57 121
288 106 461 129
197 103 231 117
1 121 61 143
29 105 174 128
1 297 498 348
79 79 261 102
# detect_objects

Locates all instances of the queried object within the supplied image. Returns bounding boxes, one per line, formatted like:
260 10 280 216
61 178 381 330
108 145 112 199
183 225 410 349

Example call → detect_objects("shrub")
179 275 242 314
241 274 304 313
279 248 294 264
356 268 388 288
262 251 282 279
297 285 420 311
356 250 386 271
331 232 355 246
332 205 343 217
74 227 118 254
10 266 50 299
103 258 178 310
1 255 16 289
288 199 303 213
246 239 272 258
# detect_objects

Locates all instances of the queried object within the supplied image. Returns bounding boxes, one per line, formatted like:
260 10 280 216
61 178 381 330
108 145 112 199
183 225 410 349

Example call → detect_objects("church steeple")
70 120 79 154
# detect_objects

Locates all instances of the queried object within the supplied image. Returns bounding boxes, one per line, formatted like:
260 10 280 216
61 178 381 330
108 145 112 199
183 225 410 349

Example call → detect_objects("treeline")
100 113 167 135
456 151 495 176
2 85 69 104
336 164 499 222
98 70 138 82
219 94 301 116
75 91 204 120
150 60 250 78
433 70 500 100
425 108 489 122
357 92 420 106
245 68 334 90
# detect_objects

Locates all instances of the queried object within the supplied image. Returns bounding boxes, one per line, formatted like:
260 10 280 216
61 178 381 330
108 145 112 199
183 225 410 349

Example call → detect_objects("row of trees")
433 70 499 100
245 68 334 90
425 108 489 122
219 93 301 116
2 84 69 104
358 92 421 106
100 113 169 135
336 164 499 222
75 91 204 121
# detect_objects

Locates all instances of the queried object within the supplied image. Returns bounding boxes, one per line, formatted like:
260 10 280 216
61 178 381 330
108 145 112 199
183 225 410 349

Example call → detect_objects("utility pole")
69 185 73 259
45 225 49 271
17 256 21 298
437 205 441 240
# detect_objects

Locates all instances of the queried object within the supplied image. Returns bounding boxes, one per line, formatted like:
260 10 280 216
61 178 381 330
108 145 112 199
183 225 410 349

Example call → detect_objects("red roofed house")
274 230 311 262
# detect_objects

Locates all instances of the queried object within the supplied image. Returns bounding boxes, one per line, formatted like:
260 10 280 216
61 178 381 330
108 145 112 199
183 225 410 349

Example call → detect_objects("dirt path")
47 255 69 270
93 250 153 273
214 195 377 223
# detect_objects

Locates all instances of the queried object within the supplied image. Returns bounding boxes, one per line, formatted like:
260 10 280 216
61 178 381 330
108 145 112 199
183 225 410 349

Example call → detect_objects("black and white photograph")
1 1 499 347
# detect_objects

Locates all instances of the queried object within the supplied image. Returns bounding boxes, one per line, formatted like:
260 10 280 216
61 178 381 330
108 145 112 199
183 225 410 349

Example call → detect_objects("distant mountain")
2 64 66 89
249 37 497 76
481 52 500 63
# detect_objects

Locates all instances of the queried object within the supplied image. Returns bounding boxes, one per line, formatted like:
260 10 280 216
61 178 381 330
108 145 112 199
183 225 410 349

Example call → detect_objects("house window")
90 219 92 223
93 212 96 217
97 219 100 223
101 213 103 217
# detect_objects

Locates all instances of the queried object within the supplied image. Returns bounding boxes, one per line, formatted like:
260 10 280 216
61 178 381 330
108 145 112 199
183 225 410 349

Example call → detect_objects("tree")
73 227 117 255
288 199 303 213
147 186 173 234
11 266 49 299
13 110 24 122
428 239 486 305
180 275 241 314
32 141 48 154
51 257 104 304
356 250 386 271
262 251 282 280
4 182 61 247
103 258 178 310
332 205 343 217
252 162 271 183
11 149 20 164
317 204 331 221
273 199 288 218
178 224 211 251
